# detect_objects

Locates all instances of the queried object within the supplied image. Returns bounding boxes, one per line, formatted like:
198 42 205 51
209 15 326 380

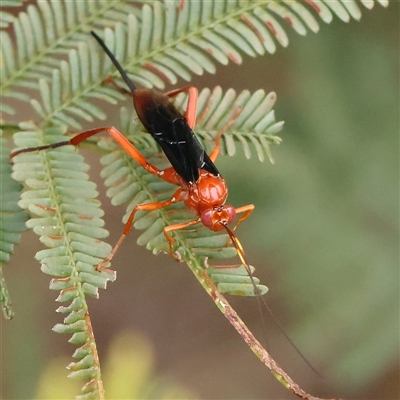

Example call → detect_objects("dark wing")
89 35 218 182
135 90 220 183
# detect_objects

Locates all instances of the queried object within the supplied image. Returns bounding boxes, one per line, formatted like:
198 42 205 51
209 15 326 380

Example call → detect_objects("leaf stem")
84 313 105 400
185 255 340 400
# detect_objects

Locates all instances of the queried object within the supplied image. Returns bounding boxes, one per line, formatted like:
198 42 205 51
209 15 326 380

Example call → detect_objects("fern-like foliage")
11 123 116 398
0 1 24 28
9 89 275 394
174 86 282 162
0 138 28 264
207 264 268 296
0 136 29 318
2 1 390 398
1 0 389 122
1 0 143 115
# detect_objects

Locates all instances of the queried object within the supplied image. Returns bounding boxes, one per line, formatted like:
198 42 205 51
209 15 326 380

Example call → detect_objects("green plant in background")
35 331 197 399
0 1 393 399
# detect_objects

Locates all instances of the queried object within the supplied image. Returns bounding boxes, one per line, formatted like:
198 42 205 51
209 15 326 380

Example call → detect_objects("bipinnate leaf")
11 123 116 398
0 136 29 318
1 0 389 125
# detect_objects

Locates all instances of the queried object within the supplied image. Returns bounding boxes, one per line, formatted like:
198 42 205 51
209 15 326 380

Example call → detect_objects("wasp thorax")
184 171 229 214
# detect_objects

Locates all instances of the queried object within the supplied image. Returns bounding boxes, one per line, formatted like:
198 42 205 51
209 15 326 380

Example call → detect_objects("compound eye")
225 205 236 224
200 209 214 229
201 206 237 231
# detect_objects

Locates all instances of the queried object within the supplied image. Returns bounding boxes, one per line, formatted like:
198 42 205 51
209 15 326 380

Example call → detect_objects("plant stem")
185 256 341 400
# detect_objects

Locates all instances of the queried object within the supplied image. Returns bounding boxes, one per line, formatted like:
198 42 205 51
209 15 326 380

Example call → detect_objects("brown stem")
84 313 105 400
200 271 341 400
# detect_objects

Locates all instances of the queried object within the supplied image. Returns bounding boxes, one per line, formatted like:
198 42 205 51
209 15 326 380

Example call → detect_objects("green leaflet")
0 137 29 319
1 0 142 116
0 1 23 28
0 138 29 262
1 0 389 126
173 87 283 163
11 124 115 399
2 1 391 398
207 265 269 296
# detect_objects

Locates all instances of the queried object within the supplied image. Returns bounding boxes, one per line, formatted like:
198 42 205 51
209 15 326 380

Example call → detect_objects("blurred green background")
2 4 398 400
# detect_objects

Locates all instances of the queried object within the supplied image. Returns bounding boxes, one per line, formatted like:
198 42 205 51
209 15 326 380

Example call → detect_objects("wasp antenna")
224 226 261 294
224 225 270 342
224 225 322 377
258 292 323 378
91 31 136 95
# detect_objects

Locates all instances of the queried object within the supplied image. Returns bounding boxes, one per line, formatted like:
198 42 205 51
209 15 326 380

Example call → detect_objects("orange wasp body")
11 31 255 270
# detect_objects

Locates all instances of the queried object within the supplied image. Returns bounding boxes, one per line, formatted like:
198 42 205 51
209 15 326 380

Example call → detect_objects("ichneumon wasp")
11 31 256 282
10 30 337 400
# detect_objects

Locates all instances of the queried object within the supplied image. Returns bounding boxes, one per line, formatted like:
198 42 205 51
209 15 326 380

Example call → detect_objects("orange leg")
102 81 199 130
10 126 181 186
160 203 254 262
165 86 198 129
163 218 201 259
102 78 199 130
232 204 255 232
208 127 224 163
209 107 242 163
97 191 183 270
101 75 199 130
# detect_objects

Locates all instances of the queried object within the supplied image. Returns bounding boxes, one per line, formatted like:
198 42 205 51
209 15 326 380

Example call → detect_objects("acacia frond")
0 1 24 28
0 138 28 265
2 1 390 398
0 136 29 318
174 86 283 163
1 0 389 121
1 0 142 115
11 123 116 397
29 42 125 130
